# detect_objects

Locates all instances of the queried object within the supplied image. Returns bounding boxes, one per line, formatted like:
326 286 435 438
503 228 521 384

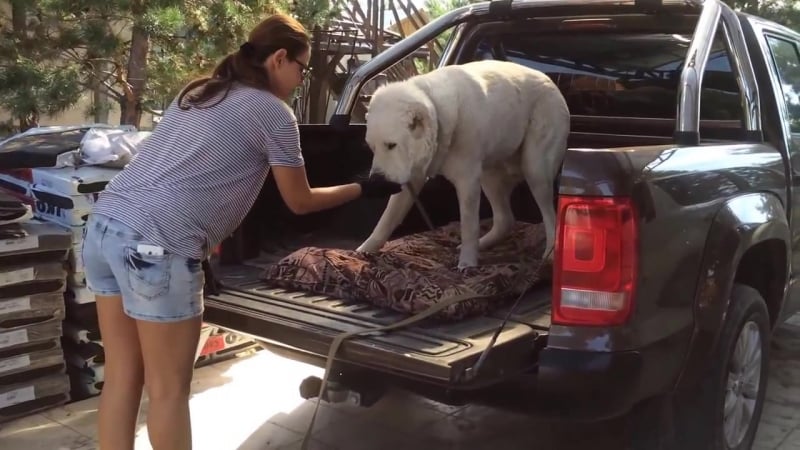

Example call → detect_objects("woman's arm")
271 165 361 214
271 165 403 215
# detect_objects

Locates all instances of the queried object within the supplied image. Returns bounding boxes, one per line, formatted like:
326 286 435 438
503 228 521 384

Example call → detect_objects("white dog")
356 59 570 268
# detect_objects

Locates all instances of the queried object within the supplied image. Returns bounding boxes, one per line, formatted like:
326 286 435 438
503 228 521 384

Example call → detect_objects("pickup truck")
203 0 800 448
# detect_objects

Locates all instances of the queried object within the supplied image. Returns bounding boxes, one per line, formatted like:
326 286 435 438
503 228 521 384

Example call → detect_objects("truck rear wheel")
674 283 770 449
631 284 770 449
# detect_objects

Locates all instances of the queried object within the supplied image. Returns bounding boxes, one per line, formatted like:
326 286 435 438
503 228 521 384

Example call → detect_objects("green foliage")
414 0 482 73
422 0 484 47
0 58 83 119
290 0 340 30
18 0 798 130
724 0 800 30
424 0 480 18
0 0 338 128
0 0 86 130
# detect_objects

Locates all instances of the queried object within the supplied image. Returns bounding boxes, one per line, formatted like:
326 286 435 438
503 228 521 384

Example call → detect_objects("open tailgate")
203 265 551 388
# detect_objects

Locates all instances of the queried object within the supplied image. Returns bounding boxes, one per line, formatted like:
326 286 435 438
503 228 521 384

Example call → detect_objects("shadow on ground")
226 315 800 450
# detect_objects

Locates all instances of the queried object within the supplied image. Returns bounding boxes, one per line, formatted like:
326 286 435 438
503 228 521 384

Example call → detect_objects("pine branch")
77 78 124 102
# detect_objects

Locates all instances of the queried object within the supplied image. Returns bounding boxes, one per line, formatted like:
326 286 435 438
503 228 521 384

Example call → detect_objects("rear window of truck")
470 32 742 123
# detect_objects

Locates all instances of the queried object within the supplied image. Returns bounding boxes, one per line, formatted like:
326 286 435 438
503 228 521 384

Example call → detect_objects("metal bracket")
488 0 513 19
634 0 665 12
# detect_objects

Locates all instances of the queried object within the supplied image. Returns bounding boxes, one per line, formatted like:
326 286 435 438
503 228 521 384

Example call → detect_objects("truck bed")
204 235 552 388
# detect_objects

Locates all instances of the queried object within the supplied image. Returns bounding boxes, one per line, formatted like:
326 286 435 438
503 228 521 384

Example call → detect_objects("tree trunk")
10 0 32 131
92 60 111 124
84 48 112 124
19 111 39 133
120 4 150 127
93 84 111 124
10 0 26 39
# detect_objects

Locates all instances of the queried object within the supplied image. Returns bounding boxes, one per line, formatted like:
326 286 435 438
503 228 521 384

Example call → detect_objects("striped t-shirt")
91 83 304 260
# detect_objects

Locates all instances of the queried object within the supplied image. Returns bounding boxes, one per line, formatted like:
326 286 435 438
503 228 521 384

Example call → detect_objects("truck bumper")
254 333 690 423
412 327 691 422
533 347 645 420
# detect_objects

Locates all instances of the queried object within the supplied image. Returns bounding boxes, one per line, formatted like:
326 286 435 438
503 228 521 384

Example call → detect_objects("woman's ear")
273 48 288 66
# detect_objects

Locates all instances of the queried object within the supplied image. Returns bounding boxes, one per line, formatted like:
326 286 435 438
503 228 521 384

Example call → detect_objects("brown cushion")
261 220 552 321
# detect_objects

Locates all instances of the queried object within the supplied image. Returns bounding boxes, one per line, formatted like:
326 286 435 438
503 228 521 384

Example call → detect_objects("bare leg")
357 175 427 252
96 295 144 450
137 317 203 450
479 169 518 250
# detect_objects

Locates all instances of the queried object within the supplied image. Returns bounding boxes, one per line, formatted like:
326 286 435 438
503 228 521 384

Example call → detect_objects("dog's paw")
457 258 478 270
356 240 382 253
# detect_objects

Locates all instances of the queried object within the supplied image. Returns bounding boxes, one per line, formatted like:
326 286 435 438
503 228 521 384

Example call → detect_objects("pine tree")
35 0 292 126
0 0 83 132
1 0 337 130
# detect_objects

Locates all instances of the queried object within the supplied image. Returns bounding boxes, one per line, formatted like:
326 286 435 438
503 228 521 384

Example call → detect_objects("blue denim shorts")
81 214 205 322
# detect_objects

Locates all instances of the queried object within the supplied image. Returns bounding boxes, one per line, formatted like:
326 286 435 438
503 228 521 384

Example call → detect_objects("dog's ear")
407 107 428 139
409 112 423 132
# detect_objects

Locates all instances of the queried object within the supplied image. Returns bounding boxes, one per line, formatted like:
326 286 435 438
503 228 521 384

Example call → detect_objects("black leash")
404 182 436 231
200 179 551 449
402 181 552 383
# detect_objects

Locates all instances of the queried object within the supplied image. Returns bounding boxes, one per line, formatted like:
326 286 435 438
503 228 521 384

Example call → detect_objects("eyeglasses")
294 59 311 80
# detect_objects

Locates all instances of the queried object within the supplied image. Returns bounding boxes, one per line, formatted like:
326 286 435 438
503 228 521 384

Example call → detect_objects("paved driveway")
4 316 800 449
269 313 800 449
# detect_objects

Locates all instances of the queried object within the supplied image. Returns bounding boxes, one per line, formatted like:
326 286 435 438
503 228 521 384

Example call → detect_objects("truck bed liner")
204 260 551 387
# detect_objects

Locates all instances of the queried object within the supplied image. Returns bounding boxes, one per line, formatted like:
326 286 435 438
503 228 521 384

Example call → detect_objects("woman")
82 13 401 450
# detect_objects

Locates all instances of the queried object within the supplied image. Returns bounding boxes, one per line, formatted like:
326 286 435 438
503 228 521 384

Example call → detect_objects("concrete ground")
4 315 800 450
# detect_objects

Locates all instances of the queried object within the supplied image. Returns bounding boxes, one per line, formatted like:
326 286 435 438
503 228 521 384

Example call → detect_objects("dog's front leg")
357 175 426 253
453 176 482 268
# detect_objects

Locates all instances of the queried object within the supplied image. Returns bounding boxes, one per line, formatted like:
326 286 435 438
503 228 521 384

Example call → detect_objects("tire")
631 284 770 450
674 283 771 450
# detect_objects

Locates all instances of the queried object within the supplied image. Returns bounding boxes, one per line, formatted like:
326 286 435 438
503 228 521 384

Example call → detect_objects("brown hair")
177 13 310 110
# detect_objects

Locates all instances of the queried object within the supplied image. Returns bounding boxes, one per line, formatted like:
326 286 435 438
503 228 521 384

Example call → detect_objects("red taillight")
552 196 638 326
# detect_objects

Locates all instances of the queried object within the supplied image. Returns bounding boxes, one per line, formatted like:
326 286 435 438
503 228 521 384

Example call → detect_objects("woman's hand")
357 174 403 198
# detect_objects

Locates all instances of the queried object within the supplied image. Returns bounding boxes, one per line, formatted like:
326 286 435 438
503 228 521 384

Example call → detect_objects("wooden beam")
389 0 406 38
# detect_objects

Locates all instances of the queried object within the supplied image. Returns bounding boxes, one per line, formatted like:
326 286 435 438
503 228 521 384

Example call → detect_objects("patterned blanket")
261 220 551 321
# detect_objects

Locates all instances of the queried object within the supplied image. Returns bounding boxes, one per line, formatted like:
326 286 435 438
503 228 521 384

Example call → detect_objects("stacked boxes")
0 127 258 407
33 166 119 402
0 196 72 423
0 165 255 403
0 165 119 402
0 139 259 405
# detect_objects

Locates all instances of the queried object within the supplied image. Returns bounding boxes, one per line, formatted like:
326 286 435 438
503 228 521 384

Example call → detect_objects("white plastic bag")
80 128 151 168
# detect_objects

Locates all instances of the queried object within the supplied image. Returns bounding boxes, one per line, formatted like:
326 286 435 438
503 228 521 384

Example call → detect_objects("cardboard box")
0 373 70 424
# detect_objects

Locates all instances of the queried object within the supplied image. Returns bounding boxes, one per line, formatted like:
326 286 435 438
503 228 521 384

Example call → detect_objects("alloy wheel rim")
723 320 762 448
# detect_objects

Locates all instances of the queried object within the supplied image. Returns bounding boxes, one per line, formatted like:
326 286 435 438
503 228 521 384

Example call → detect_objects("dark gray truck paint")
203 0 800 440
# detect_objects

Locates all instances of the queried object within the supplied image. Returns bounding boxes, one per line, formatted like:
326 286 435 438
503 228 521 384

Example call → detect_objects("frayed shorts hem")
123 307 205 323
86 286 123 297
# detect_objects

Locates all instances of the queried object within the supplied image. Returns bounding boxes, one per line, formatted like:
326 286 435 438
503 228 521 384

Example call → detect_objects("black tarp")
0 128 89 170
